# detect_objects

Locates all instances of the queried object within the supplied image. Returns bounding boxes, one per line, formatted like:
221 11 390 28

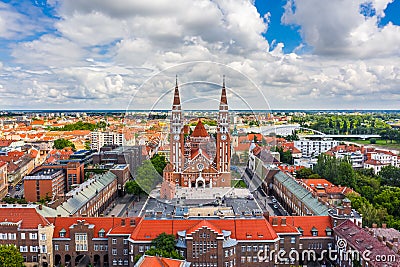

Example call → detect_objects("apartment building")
90 131 125 151
24 168 65 202
294 140 339 158
0 205 54 267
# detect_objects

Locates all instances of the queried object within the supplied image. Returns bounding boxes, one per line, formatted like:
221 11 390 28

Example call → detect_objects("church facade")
163 78 231 188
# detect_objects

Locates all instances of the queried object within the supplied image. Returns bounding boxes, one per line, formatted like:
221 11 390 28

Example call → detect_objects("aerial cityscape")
1 1 400 267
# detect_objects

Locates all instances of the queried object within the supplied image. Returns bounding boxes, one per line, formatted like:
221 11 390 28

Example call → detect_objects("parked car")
272 198 277 203
273 204 278 209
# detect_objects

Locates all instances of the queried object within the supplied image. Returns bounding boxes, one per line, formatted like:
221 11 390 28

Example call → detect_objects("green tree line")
303 154 400 229
49 121 107 131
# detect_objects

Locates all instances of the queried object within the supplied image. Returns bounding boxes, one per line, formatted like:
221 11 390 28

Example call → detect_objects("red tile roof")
0 207 50 229
269 216 333 237
138 255 185 267
191 119 209 138
0 140 13 147
47 217 141 238
130 218 278 241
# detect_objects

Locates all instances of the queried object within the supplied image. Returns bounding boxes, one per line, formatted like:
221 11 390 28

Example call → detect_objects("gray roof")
57 172 116 216
274 171 329 216
37 172 117 217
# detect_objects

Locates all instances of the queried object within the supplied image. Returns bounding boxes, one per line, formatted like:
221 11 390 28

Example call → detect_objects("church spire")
173 75 181 106
220 75 228 105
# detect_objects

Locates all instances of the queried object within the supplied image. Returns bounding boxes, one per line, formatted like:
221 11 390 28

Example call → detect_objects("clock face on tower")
221 134 227 141
174 135 180 141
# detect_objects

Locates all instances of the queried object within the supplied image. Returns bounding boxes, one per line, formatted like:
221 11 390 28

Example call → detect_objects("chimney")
272 217 278 226
38 204 42 210
382 223 387 229
111 214 115 217
281 217 287 226
121 219 125 226
130 219 136 226
57 214 61 217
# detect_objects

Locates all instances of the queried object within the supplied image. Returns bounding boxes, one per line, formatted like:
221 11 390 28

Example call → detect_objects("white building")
90 131 126 151
294 140 339 158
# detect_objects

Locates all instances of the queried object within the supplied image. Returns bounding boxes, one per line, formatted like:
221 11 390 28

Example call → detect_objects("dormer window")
311 227 318 237
298 227 304 236
98 229 105 238
326 227 332 236
59 229 66 238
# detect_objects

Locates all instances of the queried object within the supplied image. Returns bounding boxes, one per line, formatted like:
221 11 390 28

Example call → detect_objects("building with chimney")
163 78 231 188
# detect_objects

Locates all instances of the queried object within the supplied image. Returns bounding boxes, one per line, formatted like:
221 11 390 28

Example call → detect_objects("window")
40 233 46 240
113 259 117 265
241 256 246 263
94 244 99 251
55 244 59 251
20 246 28 253
112 248 117 255
29 233 37 240
123 249 128 255
241 246 245 252
123 239 128 245
247 246 251 252
75 233 88 251
112 238 117 244
65 244 69 251
0 233 7 239
124 260 128 265
21 233 25 239
30 246 38 252
8 233 16 240
291 237 296 244
41 245 47 253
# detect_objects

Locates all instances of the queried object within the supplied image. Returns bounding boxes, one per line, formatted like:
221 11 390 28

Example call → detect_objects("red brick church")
163 78 231 188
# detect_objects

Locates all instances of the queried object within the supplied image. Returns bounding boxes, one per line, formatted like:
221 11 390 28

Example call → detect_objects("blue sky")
0 0 400 110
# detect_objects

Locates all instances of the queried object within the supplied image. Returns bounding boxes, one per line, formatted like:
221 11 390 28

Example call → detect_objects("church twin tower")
163 77 231 188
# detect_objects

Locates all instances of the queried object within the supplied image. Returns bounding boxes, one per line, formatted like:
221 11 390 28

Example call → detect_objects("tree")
84 140 91 150
359 202 388 227
295 168 315 179
150 154 167 176
125 180 144 196
145 233 184 260
314 154 356 188
54 138 76 151
0 244 24 267
135 160 162 193
379 165 400 187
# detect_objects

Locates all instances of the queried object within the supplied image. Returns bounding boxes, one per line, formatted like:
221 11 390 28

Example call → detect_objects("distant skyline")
0 0 399 110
